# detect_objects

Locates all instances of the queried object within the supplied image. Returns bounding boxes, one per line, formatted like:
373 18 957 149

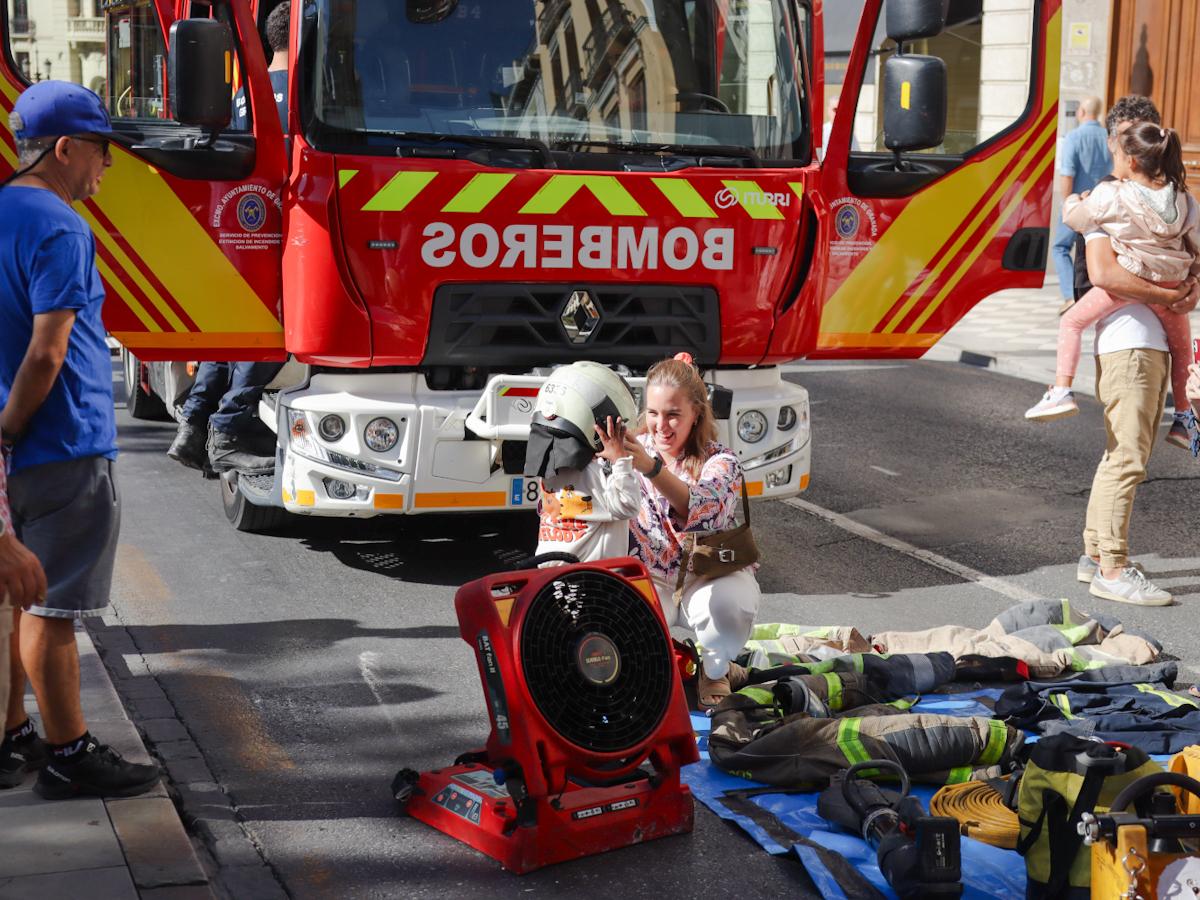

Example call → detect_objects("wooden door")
1108 0 1200 174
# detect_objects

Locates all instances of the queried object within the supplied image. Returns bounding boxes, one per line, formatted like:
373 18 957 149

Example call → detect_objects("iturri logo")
714 188 739 210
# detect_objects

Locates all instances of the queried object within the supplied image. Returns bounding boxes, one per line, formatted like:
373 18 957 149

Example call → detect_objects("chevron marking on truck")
520 175 647 216
651 178 718 218
363 171 439 212
441 173 517 213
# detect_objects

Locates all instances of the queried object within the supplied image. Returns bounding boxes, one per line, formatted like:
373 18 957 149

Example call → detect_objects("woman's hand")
1186 363 1200 403
594 416 630 464
621 432 657 474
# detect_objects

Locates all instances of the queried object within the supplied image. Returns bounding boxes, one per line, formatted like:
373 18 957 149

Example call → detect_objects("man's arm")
1055 173 1073 200
0 309 75 439
0 465 46 610
1084 237 1197 311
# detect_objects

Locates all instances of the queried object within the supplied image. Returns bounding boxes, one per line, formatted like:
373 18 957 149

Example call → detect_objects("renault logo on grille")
560 290 602 344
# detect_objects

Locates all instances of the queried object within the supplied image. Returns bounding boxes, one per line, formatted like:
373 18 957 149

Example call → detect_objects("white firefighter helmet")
524 362 638 478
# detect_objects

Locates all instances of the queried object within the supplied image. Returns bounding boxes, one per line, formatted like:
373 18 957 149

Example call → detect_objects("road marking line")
781 496 1041 602
870 466 900 477
358 651 404 737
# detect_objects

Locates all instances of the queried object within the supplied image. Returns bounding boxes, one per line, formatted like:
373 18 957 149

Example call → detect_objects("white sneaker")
1026 388 1078 421
1077 555 1144 583
1089 567 1173 606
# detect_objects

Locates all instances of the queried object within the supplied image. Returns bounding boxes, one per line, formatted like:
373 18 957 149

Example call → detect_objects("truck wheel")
221 471 290 533
120 348 168 420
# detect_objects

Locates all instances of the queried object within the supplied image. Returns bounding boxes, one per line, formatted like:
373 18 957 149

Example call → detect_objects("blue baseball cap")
9 80 111 140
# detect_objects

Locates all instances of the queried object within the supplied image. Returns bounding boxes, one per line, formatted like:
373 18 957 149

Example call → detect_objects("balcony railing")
10 16 34 37
66 17 105 41
537 0 571 42
581 6 633 78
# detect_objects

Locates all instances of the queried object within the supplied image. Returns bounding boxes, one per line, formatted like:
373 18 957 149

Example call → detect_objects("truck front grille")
422 284 720 368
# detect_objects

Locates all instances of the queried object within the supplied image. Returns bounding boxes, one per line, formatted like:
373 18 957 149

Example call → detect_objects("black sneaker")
0 734 48 788
34 739 161 800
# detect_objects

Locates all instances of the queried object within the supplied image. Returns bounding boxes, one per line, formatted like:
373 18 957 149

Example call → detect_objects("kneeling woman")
623 355 761 708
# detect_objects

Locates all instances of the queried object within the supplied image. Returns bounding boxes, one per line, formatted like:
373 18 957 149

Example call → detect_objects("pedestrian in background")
1053 96 1112 315
0 81 159 798
1068 96 1200 607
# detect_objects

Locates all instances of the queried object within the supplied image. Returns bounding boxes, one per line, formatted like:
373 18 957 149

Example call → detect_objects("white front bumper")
274 368 811 516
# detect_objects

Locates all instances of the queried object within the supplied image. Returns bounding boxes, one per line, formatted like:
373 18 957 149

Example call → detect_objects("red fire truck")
0 0 1061 530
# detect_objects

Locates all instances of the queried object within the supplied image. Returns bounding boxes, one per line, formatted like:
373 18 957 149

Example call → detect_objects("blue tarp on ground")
683 690 1025 899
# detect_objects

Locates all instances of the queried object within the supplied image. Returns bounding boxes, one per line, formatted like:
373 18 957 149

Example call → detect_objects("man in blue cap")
0 81 160 799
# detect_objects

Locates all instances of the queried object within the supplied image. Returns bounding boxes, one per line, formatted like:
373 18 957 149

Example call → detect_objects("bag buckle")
718 549 736 563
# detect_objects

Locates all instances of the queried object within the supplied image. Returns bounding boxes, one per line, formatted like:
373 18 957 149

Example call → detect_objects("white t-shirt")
536 456 640 564
1084 232 1170 354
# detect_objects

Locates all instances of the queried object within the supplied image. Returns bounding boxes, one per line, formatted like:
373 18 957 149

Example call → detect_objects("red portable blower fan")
392 557 699 873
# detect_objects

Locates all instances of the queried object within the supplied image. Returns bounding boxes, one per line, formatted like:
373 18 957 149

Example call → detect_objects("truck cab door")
804 0 1059 359
0 0 288 361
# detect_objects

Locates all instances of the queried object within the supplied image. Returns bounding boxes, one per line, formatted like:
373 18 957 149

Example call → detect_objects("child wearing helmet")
525 362 641 564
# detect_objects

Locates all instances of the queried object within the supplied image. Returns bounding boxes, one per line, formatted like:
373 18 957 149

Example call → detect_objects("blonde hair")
639 356 717 479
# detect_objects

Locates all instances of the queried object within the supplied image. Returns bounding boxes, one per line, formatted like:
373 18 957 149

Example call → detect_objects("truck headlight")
364 417 399 453
777 406 798 431
737 410 768 444
318 414 346 442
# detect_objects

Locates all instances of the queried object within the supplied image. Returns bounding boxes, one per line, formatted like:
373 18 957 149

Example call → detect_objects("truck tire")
221 471 290 533
121 348 168 420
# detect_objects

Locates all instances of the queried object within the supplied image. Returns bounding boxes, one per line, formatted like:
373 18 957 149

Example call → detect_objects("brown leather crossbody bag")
673 479 759 604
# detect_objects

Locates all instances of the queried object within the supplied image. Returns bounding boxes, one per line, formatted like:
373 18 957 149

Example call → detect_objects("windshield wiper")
383 131 557 168
551 139 761 168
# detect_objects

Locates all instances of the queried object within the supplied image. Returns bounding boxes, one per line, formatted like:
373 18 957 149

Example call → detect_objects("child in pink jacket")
1026 122 1200 455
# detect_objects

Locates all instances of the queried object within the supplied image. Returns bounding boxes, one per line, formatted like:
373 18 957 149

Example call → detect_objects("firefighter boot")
167 421 208 471
207 428 276 475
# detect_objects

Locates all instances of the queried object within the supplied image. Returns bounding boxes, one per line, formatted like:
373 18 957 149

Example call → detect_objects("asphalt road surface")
107 359 1200 899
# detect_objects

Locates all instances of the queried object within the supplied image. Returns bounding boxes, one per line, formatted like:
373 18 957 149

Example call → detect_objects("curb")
86 619 289 900
73 626 212 898
929 341 1099 398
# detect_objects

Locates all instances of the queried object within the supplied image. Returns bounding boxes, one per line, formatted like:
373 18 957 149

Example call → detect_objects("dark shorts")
8 456 120 619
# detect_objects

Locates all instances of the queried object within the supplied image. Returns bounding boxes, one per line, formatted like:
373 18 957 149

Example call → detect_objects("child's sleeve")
1061 193 1095 234
600 457 642 521
1070 183 1123 236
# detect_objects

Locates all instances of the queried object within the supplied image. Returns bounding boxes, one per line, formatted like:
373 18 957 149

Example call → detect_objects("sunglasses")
71 134 111 156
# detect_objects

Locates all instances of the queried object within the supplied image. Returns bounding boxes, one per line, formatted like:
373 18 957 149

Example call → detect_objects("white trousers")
652 568 761 680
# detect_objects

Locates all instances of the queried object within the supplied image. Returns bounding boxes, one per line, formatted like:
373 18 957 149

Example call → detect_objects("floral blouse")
628 436 745 581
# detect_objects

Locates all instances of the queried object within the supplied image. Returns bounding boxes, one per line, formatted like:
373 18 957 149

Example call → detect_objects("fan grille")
520 570 673 754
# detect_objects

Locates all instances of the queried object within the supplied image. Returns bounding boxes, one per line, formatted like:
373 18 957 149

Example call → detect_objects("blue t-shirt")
0 186 116 473
1059 119 1112 195
232 69 289 132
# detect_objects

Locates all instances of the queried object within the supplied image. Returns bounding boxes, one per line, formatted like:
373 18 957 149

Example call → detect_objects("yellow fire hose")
929 779 1020 850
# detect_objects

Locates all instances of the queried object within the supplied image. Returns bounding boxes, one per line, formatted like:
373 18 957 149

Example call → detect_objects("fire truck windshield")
305 0 809 163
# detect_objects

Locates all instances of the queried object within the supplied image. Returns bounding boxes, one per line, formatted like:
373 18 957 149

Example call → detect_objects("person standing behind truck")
168 3 289 474
1051 96 1112 315
0 81 160 799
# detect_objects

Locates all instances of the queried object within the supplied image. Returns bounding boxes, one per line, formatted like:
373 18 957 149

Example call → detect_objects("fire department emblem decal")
834 203 860 240
236 194 267 233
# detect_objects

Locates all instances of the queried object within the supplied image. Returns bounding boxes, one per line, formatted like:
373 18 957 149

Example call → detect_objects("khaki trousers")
1084 348 1170 569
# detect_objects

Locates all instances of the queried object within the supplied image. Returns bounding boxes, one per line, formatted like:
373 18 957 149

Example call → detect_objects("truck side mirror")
886 0 949 42
168 19 233 132
882 54 947 152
